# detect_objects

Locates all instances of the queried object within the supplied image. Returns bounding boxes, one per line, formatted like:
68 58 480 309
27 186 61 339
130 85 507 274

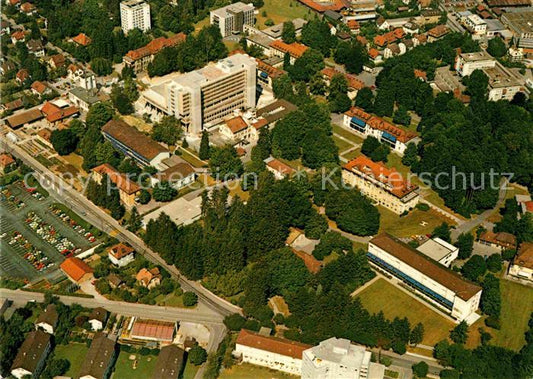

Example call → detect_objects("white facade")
143 53 257 134
235 343 303 376
120 0 151 34
210 2 255 37
108 251 135 267
35 322 54 335
416 237 459 267
464 14 487 36
368 235 482 322
454 51 496 77
89 319 104 331
302 337 384 379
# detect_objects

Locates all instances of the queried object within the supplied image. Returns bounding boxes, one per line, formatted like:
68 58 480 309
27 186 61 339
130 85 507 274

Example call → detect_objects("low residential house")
377 16 389 30
219 115 252 141
417 9 441 25
478 230 517 251
108 273 123 289
10 330 52 379
68 87 100 112
321 67 365 99
60 257 94 283
414 69 427 81
41 101 79 126
31 81 51 97
356 35 369 48
9 0 21 6
342 155 420 214
47 54 66 69
2 98 24 113
509 242 533 282
384 43 402 58
26 39 45 57
427 25 449 42
0 153 16 174
79 332 117 379
269 40 308 64
413 33 427 46
108 243 135 267
124 33 186 74
130 318 176 342
20 2 36 14
5 108 43 129
136 267 162 289
16 68 29 84
346 19 360 34
1 61 16 75
152 345 185 379
368 48 383 63
11 30 26 44
403 21 419 34
91 163 141 208
151 162 196 190
516 195 533 216
253 99 298 137
72 33 92 46
234 329 312 375
35 304 58 334
265 157 295 180
88 307 108 331
1 20 11 36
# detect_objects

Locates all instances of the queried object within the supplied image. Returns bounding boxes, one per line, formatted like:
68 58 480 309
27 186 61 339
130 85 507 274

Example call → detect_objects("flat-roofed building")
210 2 255 37
302 337 385 379
464 14 487 35
368 233 482 322
342 155 419 214
416 237 459 267
509 242 533 282
11 330 52 379
79 332 117 379
454 51 496 77
101 119 170 167
152 345 185 379
120 0 151 34
501 8 533 48
143 53 256 134
483 62 527 101
234 329 312 375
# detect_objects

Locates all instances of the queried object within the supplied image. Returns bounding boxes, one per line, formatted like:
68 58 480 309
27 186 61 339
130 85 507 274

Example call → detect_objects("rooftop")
158 162 196 182
366 116 417 143
236 329 312 359
11 330 51 373
479 230 517 247
5 108 43 129
152 345 185 379
36 304 58 327
79 332 116 379
321 67 365 90
483 62 523 88
416 237 458 262
121 0 148 8
0 153 15 168
269 40 309 58
108 243 135 259
72 33 92 46
265 157 296 175
459 50 493 61
370 233 482 301
131 319 176 341
225 115 248 134
513 242 533 270
89 307 108 323
501 8 533 34
297 0 349 12
256 99 298 123
305 337 371 370
60 257 93 282
69 87 100 104
125 33 186 61
210 1 254 17
92 163 141 194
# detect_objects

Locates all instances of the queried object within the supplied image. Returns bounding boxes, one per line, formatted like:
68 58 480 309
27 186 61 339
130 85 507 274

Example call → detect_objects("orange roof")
37 128 52 141
108 243 134 260
367 116 417 143
374 29 402 47
321 67 365 90
525 201 533 212
428 25 449 38
236 329 312 358
236 147 246 157
347 20 360 30
374 35 388 47
269 40 308 59
297 0 349 12
92 163 141 195
368 48 381 59
225 116 248 134
292 249 322 273
266 158 295 176
31 81 47 94
345 106 372 121
41 101 60 116
20 2 35 12
131 319 175 341
356 35 368 45
393 28 405 39
514 242 533 270
479 230 516 248
60 257 93 282
256 58 286 79
125 33 186 61
414 69 427 80
72 33 92 46
11 30 25 40
9 0 20 5
252 118 269 130
0 153 15 168
343 155 418 198
136 268 153 283
46 106 79 123
16 69 29 81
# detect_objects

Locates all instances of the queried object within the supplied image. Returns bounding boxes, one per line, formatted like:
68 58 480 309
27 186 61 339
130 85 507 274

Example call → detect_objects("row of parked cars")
49 205 97 243
1 231 54 272
25 211 81 255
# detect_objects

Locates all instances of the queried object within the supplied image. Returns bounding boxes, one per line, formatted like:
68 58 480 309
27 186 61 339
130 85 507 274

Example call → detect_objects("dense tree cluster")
86 174 125 219
494 199 533 244
334 40 368 74
151 116 182 146
300 20 337 57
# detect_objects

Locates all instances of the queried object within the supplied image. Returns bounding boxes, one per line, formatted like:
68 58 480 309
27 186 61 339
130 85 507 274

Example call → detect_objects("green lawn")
255 0 311 28
333 135 354 153
356 278 456 345
114 351 158 379
491 280 533 350
155 291 185 307
332 124 365 145
53 343 89 378
219 363 297 379
378 206 455 238
179 148 207 168
341 147 361 162
181 358 200 379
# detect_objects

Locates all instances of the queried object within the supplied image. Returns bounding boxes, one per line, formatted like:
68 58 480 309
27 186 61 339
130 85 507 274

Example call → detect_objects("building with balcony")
368 233 482 322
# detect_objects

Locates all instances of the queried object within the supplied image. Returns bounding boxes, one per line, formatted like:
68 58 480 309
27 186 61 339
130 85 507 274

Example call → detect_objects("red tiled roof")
415 34 428 44
269 40 308 59
428 25 449 38
72 33 92 46
514 242 533 270
347 19 360 30
256 58 286 79
31 81 47 94
296 0 349 12
368 48 381 59
125 33 186 61
370 233 482 301
49 54 66 67
414 69 427 80
344 155 418 198
292 249 322 273
20 2 35 12
252 118 269 130
158 162 196 182
479 230 517 248
131 319 175 341
92 163 141 195
4 98 24 111
0 153 15 168
9 0 20 5
41 101 60 116
367 116 417 143
525 201 533 212
109 243 134 260
46 106 79 123
344 106 372 121
266 158 295 176
60 257 93 282
16 68 29 81
236 147 246 157
12 30 26 40
321 67 365 90
356 35 368 45
374 29 402 47
225 116 248 134
236 329 312 359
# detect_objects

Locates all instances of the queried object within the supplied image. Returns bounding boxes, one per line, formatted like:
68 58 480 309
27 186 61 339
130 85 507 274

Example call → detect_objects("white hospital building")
210 2 255 37
120 0 151 34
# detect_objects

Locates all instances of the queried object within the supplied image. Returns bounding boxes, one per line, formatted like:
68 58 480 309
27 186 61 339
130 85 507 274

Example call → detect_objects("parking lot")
0 180 99 283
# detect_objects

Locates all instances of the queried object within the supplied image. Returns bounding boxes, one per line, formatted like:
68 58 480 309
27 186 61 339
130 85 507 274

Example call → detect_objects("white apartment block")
143 53 257 134
302 337 385 379
342 155 420 215
454 51 496 77
210 2 255 37
464 14 487 36
416 237 459 267
234 329 311 376
368 234 482 322
120 0 151 34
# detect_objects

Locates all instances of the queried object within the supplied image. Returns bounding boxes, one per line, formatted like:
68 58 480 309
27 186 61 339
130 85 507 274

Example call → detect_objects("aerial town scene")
0 0 532 377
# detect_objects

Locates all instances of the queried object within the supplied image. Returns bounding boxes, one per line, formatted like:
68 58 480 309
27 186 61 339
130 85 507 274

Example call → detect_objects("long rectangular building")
143 53 257 134
368 233 482 322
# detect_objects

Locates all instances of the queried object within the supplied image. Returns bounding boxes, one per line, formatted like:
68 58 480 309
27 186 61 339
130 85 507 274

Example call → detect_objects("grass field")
332 124 365 145
155 291 185 307
255 0 311 28
179 147 207 168
333 135 354 153
219 363 297 379
181 356 200 379
490 280 533 350
378 206 455 238
356 278 456 345
54 343 89 378
114 351 158 379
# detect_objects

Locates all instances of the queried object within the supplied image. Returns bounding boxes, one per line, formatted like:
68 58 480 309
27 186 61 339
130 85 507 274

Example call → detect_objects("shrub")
183 291 198 307
416 203 430 211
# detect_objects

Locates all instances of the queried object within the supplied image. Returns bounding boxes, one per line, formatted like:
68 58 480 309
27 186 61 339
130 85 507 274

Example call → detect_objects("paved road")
451 178 508 241
372 347 444 376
